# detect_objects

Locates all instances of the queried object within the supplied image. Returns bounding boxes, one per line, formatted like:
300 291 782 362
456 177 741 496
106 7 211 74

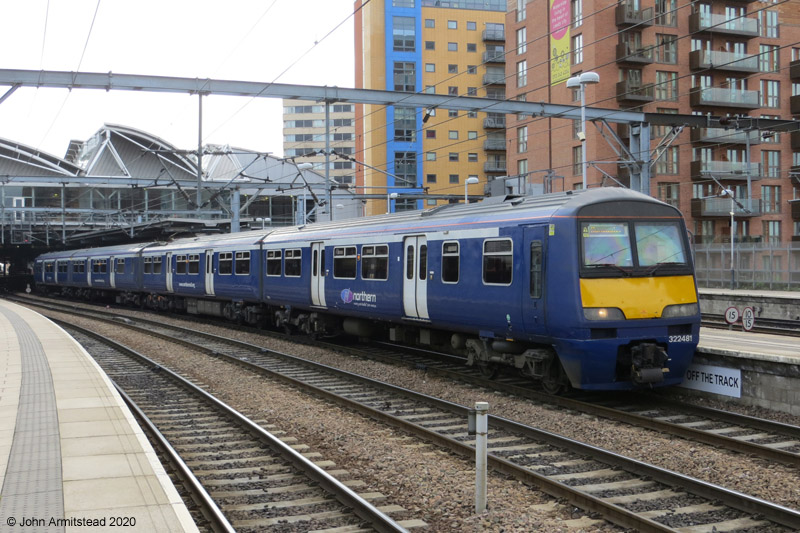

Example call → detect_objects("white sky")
0 0 356 159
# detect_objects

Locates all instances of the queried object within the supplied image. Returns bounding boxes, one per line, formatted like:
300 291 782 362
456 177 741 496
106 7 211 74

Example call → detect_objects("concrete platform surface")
0 299 199 532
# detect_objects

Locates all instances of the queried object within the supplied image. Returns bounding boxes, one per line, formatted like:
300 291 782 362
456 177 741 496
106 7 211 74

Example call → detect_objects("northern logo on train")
341 289 354 303
341 289 377 305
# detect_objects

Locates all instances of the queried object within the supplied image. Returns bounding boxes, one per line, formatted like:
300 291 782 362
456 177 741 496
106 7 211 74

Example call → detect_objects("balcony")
691 197 762 218
688 12 758 38
690 160 761 180
616 43 653 65
483 51 505 64
791 199 800 220
792 95 800 115
791 60 800 80
483 72 506 85
483 116 506 129
689 50 758 73
690 127 761 145
690 87 760 110
484 161 507 173
792 131 800 150
616 81 655 104
483 139 506 151
615 3 653 27
482 29 504 42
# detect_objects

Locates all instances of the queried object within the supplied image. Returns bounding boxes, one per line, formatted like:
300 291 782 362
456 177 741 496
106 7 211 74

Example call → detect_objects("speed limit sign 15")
724 307 739 325
742 307 755 331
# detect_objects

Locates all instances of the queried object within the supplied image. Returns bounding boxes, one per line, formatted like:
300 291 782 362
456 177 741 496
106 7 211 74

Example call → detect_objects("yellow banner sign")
550 0 570 86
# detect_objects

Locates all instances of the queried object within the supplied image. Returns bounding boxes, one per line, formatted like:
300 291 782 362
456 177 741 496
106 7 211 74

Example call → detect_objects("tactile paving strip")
0 306 64 532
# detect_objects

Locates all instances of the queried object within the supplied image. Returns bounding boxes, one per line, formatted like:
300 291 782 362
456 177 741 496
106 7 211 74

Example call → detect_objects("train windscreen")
581 221 689 275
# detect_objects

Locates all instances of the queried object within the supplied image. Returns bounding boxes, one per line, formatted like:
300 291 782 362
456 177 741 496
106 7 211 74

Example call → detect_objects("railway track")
60 322 411 533
701 313 800 336
18 297 800 532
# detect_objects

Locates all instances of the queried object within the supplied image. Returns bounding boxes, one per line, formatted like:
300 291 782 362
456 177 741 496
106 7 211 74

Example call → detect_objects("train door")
205 249 215 296
166 252 174 293
310 242 326 307
86 260 92 287
522 226 547 333
403 235 429 320
109 256 116 288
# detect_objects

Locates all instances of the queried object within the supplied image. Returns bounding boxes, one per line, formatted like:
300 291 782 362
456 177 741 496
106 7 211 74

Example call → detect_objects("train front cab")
551 198 701 391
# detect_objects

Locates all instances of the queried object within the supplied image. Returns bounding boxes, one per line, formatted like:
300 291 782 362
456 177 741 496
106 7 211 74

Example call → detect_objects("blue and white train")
35 188 701 392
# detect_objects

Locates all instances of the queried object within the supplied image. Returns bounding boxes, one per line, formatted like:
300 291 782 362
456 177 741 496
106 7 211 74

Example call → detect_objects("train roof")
36 241 160 261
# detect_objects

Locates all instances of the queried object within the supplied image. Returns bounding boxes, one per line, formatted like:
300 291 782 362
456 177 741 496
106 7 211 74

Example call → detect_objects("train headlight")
661 303 699 318
583 307 625 321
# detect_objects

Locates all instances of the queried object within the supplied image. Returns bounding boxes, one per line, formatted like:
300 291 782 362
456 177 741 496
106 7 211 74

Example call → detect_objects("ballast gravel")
36 303 800 531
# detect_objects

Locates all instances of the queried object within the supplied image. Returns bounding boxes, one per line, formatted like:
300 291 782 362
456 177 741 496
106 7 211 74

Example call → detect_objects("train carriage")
34 188 701 392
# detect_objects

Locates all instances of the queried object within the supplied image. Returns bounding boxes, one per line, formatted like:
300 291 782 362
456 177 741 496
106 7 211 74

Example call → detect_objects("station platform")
698 287 800 321
0 299 198 532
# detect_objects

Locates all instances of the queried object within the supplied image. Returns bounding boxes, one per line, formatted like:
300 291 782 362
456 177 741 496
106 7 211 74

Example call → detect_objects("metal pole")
730 193 735 290
325 101 332 221
475 401 489 514
580 84 587 190
197 93 203 213
464 181 469 204
61 184 66 244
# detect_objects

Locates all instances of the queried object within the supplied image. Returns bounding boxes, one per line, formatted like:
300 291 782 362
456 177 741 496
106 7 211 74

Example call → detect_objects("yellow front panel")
580 276 698 319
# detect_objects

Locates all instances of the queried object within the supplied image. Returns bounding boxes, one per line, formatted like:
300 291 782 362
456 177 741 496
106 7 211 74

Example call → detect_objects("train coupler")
629 342 669 384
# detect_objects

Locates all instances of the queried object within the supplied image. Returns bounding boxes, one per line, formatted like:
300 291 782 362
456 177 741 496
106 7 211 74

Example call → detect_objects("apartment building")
355 0 506 215
282 99 357 186
507 0 800 245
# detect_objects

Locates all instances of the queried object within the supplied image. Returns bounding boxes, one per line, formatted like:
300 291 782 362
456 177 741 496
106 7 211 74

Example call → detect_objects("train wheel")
478 363 500 379
541 359 568 395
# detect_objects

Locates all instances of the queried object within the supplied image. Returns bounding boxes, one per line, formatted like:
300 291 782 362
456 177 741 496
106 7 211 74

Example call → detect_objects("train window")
266 250 282 276
483 239 513 285
72 260 84 274
57 261 68 274
153 256 163 274
176 255 187 274
92 259 107 273
361 244 389 280
633 222 687 267
530 241 542 298
312 250 318 277
442 242 459 283
115 258 125 275
285 249 302 277
188 254 200 274
333 246 357 279
219 252 233 275
45 262 54 273
581 223 633 267
144 257 152 274
406 246 415 280
235 251 251 275
418 245 427 281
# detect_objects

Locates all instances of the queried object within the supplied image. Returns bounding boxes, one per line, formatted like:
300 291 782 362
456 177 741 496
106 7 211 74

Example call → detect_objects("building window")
518 158 528 176
655 71 678 101
448 42 457 52
759 44 779 73
467 21 477 30
655 34 677 64
426 130 436 139
517 126 528 153
425 41 435 50
658 182 680 208
448 109 458 118
572 34 582 64
449 152 459 162
517 27 526 54
467 65 477 74
393 62 416 92
468 153 478 162
656 146 679 175
448 20 457 29
394 107 416 142
392 16 416 52
468 131 478 140
394 152 417 187
467 43 477 52
762 220 781 244
449 130 458 140
655 0 676 26
426 152 436 161
393 0 414 6
572 145 582 175
762 150 780 178
762 185 781 213
467 87 478 96
449 174 459 184
759 9 779 38
425 18 434 28
448 64 458 74
760 80 779 108
427 174 436 183
517 60 527 87
425 63 435 72
516 0 526 22
572 0 582 28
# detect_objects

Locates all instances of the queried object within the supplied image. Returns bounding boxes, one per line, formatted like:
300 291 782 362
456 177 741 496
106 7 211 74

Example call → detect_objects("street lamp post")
724 188 735 290
465 176 479 204
566 72 600 190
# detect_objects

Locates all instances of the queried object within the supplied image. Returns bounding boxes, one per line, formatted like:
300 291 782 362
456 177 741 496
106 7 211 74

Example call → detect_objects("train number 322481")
669 334 694 343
